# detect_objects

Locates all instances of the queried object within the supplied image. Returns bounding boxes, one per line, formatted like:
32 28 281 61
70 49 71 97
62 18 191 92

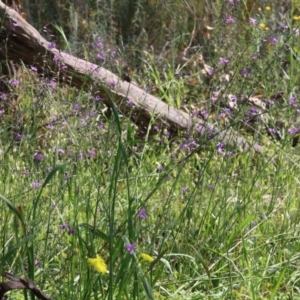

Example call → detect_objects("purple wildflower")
280 23 289 30
15 133 23 141
30 181 43 189
157 165 164 172
53 55 59 62
200 109 208 119
268 128 276 135
60 223 68 230
137 208 147 219
34 152 44 162
294 28 300 37
0 92 7 100
211 91 219 102
216 142 224 153
125 243 136 255
266 99 274 105
249 18 257 25
74 103 82 110
45 124 54 130
34 260 40 269
226 17 235 24
9 79 19 86
31 66 38 72
269 37 278 44
47 79 56 88
0 110 4 116
48 42 56 49
249 107 259 115
253 144 260 151
95 39 103 47
109 81 116 88
164 130 170 137
97 53 105 60
126 98 134 107
94 95 102 102
288 127 300 135
182 187 189 194
188 140 197 149
289 97 297 107
220 57 229 64
87 149 96 158
68 227 75 235
240 69 250 76
153 125 160 132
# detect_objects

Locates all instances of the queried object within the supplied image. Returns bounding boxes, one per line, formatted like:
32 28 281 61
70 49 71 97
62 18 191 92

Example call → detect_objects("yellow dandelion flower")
258 7 262 12
140 253 155 263
265 6 271 11
259 23 267 29
293 16 300 21
87 255 107 274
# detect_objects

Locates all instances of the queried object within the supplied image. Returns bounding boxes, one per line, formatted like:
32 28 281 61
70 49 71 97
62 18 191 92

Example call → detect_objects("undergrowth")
1 0 300 299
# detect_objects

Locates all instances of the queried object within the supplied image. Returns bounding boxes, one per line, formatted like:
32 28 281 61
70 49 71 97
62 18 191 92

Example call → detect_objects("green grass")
1 0 300 299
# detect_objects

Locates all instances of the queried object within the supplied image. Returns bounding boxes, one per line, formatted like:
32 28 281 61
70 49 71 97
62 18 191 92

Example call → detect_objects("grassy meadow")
1 0 300 299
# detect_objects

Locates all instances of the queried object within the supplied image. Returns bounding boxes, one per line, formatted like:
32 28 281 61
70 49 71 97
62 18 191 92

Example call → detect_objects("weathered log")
0 272 53 300
0 1 250 151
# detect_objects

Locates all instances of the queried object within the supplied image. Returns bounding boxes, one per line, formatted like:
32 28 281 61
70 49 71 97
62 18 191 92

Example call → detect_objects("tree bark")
0 1 250 151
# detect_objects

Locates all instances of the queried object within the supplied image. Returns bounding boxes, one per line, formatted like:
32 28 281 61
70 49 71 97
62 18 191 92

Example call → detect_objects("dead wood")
0 0 250 151
0 272 53 300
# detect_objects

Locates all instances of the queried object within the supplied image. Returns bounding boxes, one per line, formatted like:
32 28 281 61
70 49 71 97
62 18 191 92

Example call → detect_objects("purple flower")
216 142 224 153
157 165 164 172
266 99 274 105
48 42 56 49
268 128 276 135
126 98 134 107
164 130 170 137
74 103 82 110
294 28 300 37
60 223 68 230
47 79 56 88
34 260 40 269
15 133 23 141
94 95 102 102
0 92 7 100
269 37 278 44
68 227 75 235
46 166 53 172
60 64 67 71
240 69 250 76
249 107 259 115
137 208 147 219
288 127 300 135
125 243 136 255
229 95 237 102
31 66 38 72
9 79 19 86
180 144 188 151
253 144 260 151
0 110 4 116
220 57 229 64
251 55 258 61
30 181 43 189
46 124 54 130
34 152 44 162
196 124 204 132
97 53 105 60
249 18 257 25
87 149 96 158
200 109 208 119
95 39 103 48
182 187 189 194
53 55 59 62
289 97 297 107
211 91 219 102
226 17 235 24
109 81 116 88
153 125 160 132
280 23 289 30
188 140 197 149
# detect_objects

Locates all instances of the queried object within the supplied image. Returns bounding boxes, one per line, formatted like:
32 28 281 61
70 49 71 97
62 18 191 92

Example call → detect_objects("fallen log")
0 1 250 151
0 272 52 300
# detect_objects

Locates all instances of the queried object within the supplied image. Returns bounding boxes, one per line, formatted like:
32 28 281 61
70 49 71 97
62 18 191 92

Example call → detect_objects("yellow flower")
293 16 300 21
87 255 107 274
140 253 155 263
259 23 266 29
265 6 271 11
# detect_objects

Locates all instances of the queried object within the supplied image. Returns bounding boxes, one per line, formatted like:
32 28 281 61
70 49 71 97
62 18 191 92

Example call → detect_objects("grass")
1 0 300 299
